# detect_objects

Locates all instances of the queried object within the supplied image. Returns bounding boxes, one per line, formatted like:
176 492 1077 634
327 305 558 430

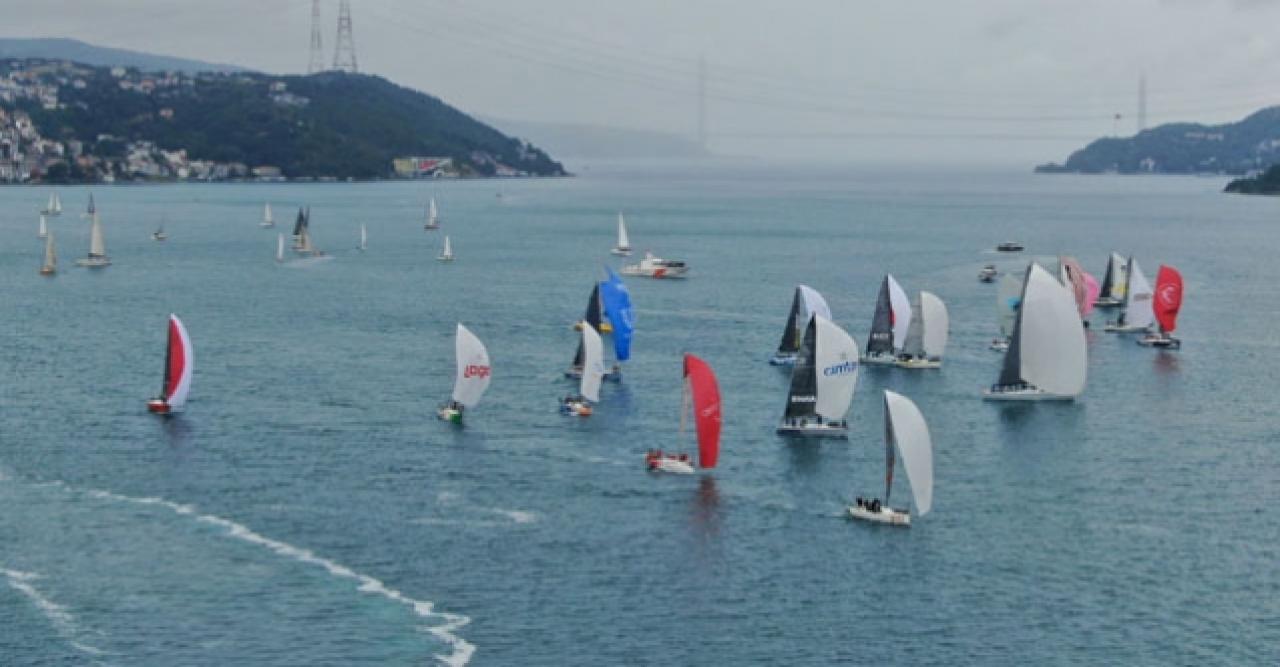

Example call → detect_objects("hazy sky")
8 0 1280 164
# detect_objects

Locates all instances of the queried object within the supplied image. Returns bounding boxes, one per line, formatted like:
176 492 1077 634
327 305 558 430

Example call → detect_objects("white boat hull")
895 357 941 369
861 352 899 366
1094 297 1122 308
1136 334 1181 349
989 339 1009 352
648 457 695 474
560 401 592 417
982 386 1076 401
437 256 454 262
847 505 910 526
768 352 797 366
776 420 848 438
610 247 632 256
75 257 111 268
1103 323 1150 333
620 266 688 279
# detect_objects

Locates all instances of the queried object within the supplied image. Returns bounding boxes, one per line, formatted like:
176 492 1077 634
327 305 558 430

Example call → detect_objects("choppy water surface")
1 163 1277 665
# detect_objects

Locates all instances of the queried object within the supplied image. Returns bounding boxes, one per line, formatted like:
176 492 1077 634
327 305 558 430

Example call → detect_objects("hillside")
0 38 246 73
1036 107 1280 175
1224 164 1280 194
1 58 566 182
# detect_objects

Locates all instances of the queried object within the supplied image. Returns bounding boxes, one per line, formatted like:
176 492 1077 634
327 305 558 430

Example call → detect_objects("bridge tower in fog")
307 0 325 74
333 0 359 73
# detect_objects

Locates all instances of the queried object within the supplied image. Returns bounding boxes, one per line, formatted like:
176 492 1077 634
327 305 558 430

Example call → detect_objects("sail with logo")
864 274 911 364
438 323 491 424
983 264 1088 401
777 314 859 437
1104 257 1154 333
1138 265 1183 349
770 285 831 366
1095 252 1129 308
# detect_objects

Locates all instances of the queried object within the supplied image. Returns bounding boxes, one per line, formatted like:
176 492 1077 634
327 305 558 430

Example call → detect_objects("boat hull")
146 399 171 414
437 256 454 262
847 505 911 526
1137 335 1181 349
982 387 1076 401
75 257 111 268
989 339 1009 352
424 224 440 230
610 247 632 256
39 267 56 276
776 421 848 438
895 357 941 369
647 457 695 474
436 407 463 424
560 401 592 417
1103 323 1149 333
861 352 899 366
620 266 688 279
768 352 797 366
1094 297 1122 308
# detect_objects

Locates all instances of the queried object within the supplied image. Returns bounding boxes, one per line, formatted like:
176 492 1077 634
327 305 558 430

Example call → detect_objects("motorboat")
978 264 997 282
996 242 1024 252
620 251 688 279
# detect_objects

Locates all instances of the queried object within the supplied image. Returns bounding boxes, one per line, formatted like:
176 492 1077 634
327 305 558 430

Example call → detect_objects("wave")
2 567 107 659
432 490 539 526
70 485 473 666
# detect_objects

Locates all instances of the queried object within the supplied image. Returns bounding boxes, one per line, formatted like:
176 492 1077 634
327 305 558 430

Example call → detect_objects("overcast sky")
8 0 1280 164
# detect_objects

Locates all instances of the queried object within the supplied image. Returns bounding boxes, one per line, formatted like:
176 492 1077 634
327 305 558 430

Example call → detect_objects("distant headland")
0 51 567 184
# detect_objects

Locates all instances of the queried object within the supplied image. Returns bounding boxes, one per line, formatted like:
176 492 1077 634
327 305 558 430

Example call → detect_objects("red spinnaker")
1154 265 1183 333
165 316 186 399
683 353 721 469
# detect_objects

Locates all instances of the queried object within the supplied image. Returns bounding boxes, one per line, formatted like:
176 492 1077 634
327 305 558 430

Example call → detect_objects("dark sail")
775 288 803 354
996 266 1032 387
572 284 604 368
292 208 307 237
866 277 894 356
1099 255 1116 298
1115 256 1136 326
160 325 173 399
784 318 819 418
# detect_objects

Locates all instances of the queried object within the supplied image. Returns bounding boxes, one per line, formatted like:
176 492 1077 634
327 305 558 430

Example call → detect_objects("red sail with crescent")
165 316 187 400
1154 265 1183 333
683 353 721 469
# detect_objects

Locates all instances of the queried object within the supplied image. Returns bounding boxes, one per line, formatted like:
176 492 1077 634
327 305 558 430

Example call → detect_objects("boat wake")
429 490 540 526
2 567 108 659
59 483 473 666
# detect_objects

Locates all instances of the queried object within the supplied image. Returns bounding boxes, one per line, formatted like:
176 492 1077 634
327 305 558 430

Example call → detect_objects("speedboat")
978 264 997 282
620 251 688 279
996 242 1024 252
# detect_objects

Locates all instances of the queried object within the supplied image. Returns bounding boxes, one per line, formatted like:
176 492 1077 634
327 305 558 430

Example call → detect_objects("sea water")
0 162 1276 664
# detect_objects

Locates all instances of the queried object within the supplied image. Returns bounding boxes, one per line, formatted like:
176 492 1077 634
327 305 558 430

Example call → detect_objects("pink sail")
1082 271 1101 316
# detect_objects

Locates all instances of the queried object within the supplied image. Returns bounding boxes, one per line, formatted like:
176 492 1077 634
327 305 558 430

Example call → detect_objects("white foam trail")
2 567 107 658
79 488 473 666
487 508 538 524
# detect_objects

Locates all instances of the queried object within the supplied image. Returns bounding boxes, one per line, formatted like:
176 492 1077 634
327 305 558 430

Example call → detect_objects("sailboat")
291 207 328 258
895 291 949 368
152 220 167 241
647 354 721 474
146 314 194 414
1095 252 1129 308
37 213 48 239
571 281 613 333
1138 265 1183 349
291 207 307 250
983 264 1087 401
610 212 632 256
39 231 56 276
1104 257 1153 333
777 314 859 437
261 202 275 227
561 322 604 417
863 274 912 365
437 235 454 261
598 268 634 379
1057 256 1090 318
275 233 285 263
438 323 492 424
424 197 441 230
358 224 367 251
991 273 1023 351
75 204 111 267
770 285 831 366
848 390 933 526
43 191 62 216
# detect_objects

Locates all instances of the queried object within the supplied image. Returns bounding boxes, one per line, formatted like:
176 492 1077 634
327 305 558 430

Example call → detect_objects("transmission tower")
333 0 358 73
307 0 324 74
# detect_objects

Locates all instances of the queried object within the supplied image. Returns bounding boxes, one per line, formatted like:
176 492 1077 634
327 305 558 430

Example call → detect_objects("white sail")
579 322 605 402
1123 259 1154 330
276 233 284 262
997 273 1023 338
1018 264 1087 396
451 323 491 408
42 231 56 271
167 314 195 410
1110 252 1128 298
52 192 61 214
360 224 367 250
884 390 933 516
798 285 832 324
263 203 273 225
441 235 453 259
813 315 859 421
887 274 911 351
38 214 47 238
920 291 948 359
428 198 439 226
616 213 630 249
88 212 106 257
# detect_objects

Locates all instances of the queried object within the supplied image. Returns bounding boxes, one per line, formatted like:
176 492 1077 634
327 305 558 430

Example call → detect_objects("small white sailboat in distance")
152 220 167 241
39 231 57 276
611 212 632 256
848 390 933 526
562 321 604 417
647 353 721 474
275 233 285 263
43 191 63 216
895 291 948 368
437 235 454 262
424 197 441 230
75 204 111 268
983 264 1087 401
777 315 859 438
770 284 831 366
438 323 492 424
1104 256 1154 333
37 213 48 239
261 202 275 227
358 224 367 251
147 314 194 415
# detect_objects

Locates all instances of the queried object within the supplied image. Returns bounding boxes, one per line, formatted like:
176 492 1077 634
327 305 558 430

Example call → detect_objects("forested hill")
3 58 566 180
1035 107 1280 175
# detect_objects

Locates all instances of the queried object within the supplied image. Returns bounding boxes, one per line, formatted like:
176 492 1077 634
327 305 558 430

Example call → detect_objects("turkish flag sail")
1154 265 1183 333
683 354 721 469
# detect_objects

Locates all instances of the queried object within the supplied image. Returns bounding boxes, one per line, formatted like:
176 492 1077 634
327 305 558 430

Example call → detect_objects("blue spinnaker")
600 268 634 361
